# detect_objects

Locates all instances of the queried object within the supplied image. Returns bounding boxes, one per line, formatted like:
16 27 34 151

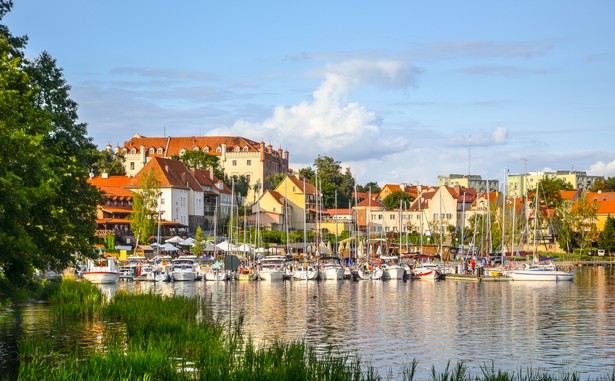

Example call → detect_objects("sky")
4 1 615 186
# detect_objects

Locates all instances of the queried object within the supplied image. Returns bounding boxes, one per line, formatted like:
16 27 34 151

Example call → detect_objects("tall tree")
597 215 615 254
590 177 615 192
301 155 356 209
357 182 381 194
572 192 599 255
129 169 161 249
173 150 223 178
1 3 100 298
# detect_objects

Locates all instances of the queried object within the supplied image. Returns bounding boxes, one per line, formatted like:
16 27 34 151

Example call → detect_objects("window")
193 146 199 151
232 160 237 166
157 147 163 154
130 148 136 154
204 147 209 153
433 213 438 220
446 213 452 219
247 160 251 166
243 147 249 152
389 214 396 220
234 147 240 152
122 148 127 155
246 175 251 183
149 148 155 154
161 198 165 205
216 147 221 153
130 162 135 170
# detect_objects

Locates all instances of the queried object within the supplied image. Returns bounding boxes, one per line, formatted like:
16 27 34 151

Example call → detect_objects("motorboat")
170 255 199 281
355 262 383 280
509 262 574 281
257 255 287 281
379 256 406 280
292 262 320 280
82 257 121 284
319 256 345 280
410 263 443 280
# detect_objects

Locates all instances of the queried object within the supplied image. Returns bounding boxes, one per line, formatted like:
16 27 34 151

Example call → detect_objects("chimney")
102 172 109 179
209 167 214 180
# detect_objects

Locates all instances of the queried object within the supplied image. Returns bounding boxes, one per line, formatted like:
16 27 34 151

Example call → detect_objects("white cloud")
209 60 419 163
588 160 615 177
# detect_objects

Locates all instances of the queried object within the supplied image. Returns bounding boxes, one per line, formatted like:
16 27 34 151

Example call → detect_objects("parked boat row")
77 254 575 284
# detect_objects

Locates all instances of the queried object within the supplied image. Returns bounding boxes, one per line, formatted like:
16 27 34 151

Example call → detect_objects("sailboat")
509 184 574 281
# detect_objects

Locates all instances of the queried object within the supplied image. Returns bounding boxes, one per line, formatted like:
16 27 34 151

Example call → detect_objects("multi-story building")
437 174 499 194
116 135 289 204
507 170 602 196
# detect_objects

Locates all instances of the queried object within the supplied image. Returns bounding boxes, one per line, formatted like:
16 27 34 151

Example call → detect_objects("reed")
47 279 104 317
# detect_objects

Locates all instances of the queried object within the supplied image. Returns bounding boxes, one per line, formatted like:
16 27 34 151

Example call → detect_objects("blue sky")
5 1 615 186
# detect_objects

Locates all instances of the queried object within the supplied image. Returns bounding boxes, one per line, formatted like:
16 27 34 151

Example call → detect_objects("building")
438 174 499 194
507 170 602 196
117 135 289 203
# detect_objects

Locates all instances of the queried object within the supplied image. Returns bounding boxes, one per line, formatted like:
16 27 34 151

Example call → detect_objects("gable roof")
122 135 263 157
126 157 201 191
88 175 134 199
283 175 318 195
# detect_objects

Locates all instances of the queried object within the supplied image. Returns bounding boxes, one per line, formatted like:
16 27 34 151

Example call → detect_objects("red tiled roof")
286 175 318 195
122 136 263 156
126 157 201 191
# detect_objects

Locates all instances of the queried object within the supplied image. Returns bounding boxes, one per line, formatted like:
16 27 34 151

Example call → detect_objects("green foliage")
173 150 223 178
266 172 286 190
0 7 101 299
129 169 161 248
357 182 381 194
93 149 126 176
104 235 116 250
598 215 615 254
47 279 105 317
299 155 356 209
225 174 250 201
383 190 414 210
531 178 573 209
590 177 615 192
191 226 205 256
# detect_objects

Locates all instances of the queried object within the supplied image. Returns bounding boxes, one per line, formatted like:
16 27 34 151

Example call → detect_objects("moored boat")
292 261 320 280
82 257 121 284
410 263 443 280
171 255 199 281
257 255 287 281
509 262 574 281
319 256 345 280
379 256 406 280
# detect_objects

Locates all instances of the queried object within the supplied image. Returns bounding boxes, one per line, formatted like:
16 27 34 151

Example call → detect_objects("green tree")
531 178 573 209
555 199 575 255
597 215 615 254
191 226 205 256
300 155 356 209
173 150 223 178
572 192 599 255
93 149 126 176
590 177 615 192
357 182 381 194
0 3 101 298
382 190 414 211
266 173 286 190
129 169 161 248
225 174 249 203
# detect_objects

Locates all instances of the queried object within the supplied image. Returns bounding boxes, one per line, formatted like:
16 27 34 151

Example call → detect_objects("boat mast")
501 168 508 259
303 177 307 260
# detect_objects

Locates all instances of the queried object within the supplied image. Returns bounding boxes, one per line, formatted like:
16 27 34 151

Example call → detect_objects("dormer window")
149 148 155 154
216 147 221 153
234 147 240 152
130 148 136 154
157 147 163 154
193 146 200 151
243 146 249 152
204 147 210 153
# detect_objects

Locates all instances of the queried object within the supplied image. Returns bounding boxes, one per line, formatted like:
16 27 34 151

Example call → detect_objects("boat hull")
356 267 383 280
410 268 442 280
172 271 197 281
321 266 344 280
381 266 405 280
259 271 285 281
292 268 319 280
82 271 120 284
510 270 574 281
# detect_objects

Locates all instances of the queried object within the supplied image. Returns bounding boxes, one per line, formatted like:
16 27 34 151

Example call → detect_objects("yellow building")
272 175 319 231
508 171 601 196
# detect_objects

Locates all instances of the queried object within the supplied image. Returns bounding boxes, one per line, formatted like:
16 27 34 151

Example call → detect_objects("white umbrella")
216 240 237 252
162 243 180 251
204 241 216 252
166 236 184 244
181 237 196 246
237 243 253 253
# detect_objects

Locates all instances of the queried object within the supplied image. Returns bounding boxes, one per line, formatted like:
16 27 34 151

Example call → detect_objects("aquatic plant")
47 279 104 317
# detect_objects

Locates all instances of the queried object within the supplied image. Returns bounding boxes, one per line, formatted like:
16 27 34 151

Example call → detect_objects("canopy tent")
166 236 184 244
215 240 237 252
182 237 196 246
236 243 253 253
162 243 180 252
203 241 216 252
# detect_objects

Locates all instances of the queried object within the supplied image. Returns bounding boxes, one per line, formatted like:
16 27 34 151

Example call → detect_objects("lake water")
1 265 614 379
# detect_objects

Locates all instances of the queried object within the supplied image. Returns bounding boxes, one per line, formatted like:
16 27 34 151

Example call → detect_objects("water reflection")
2 267 615 379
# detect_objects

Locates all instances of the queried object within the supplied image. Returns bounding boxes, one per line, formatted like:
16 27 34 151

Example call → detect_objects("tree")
129 169 161 249
382 190 414 211
597 215 615 254
173 150 223 178
266 173 286 190
300 155 356 209
357 182 381 194
590 177 615 192
572 192 599 255
93 149 126 176
531 178 573 209
555 199 575 255
191 226 205 256
1 4 101 299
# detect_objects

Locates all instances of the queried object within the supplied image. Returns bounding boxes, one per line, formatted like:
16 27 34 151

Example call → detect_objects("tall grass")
46 279 104 317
